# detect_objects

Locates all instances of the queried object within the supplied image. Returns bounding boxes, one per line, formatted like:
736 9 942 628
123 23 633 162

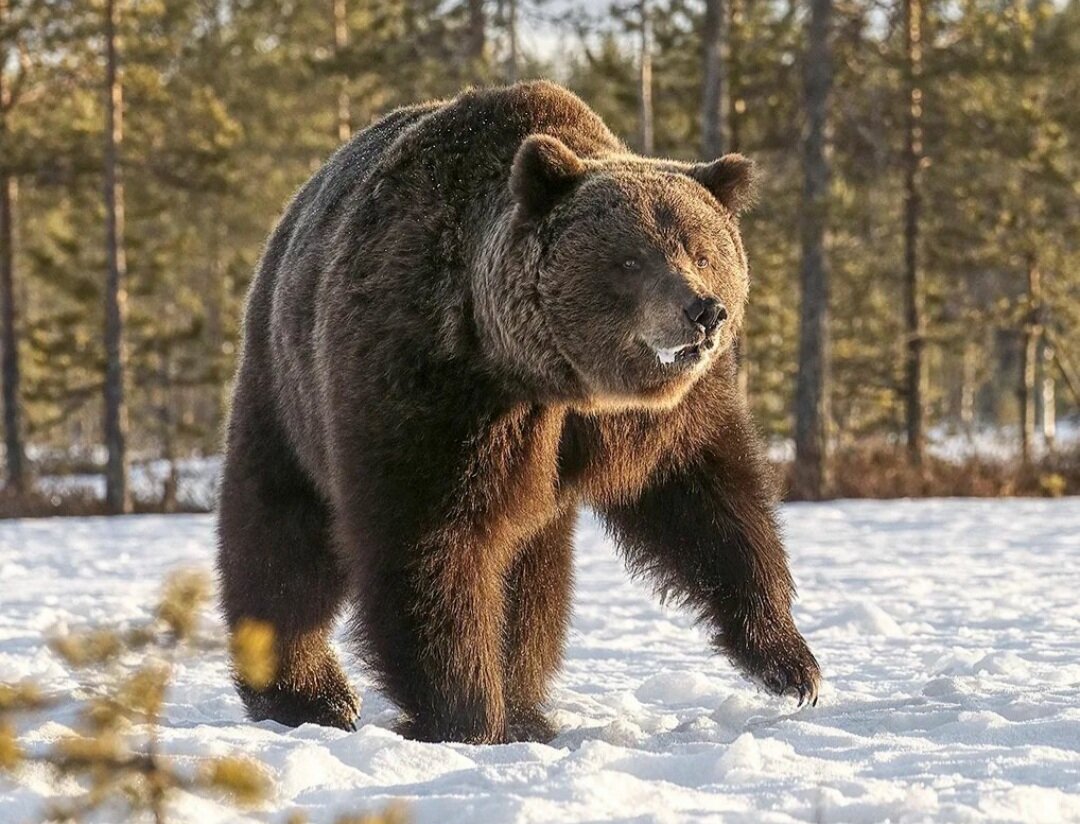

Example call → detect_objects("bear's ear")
510 134 587 219
685 153 759 214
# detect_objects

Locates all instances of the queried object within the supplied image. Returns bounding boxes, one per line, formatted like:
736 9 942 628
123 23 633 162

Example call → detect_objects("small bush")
0 569 409 824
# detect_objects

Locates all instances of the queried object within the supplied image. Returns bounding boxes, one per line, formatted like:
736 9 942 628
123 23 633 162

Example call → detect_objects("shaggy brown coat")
217 80 820 744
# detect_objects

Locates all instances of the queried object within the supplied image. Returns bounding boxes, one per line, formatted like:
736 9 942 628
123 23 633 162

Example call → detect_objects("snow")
925 421 1078 463
36 456 221 511
766 420 1078 465
2 499 1079 823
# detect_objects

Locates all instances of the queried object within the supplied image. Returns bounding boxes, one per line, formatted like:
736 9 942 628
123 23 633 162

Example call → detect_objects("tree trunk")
505 0 518 83
793 0 832 500
333 0 351 143
156 345 178 514
466 0 486 64
1041 340 1055 450
103 0 131 514
638 0 654 155
728 0 749 399
0 176 24 495
960 339 976 431
200 202 227 443
0 173 22 494
728 0 744 153
1018 256 1041 466
902 0 926 465
0 16 26 494
700 0 729 159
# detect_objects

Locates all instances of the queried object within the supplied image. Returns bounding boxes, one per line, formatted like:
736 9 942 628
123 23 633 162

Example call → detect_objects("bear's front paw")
237 657 360 731
728 630 821 707
240 680 360 730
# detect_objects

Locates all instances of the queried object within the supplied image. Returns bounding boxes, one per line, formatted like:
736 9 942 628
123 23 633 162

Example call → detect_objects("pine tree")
700 0 730 159
102 0 131 513
0 0 26 492
638 0 654 154
901 0 925 464
793 0 833 499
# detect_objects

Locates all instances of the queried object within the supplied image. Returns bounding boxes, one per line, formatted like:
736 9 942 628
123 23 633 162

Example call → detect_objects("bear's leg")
502 509 576 742
597 405 819 705
217 393 359 730
349 534 511 744
602 479 820 703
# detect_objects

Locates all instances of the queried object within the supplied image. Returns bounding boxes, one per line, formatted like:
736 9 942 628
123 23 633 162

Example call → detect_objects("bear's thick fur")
217 80 819 743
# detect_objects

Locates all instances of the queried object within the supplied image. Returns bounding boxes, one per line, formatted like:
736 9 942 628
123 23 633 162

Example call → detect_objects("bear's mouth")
652 338 714 367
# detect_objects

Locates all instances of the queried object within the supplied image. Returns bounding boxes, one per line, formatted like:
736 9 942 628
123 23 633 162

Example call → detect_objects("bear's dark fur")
217 80 819 744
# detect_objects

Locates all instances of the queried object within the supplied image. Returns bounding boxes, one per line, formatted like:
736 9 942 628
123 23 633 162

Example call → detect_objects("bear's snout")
684 295 727 336
643 292 729 368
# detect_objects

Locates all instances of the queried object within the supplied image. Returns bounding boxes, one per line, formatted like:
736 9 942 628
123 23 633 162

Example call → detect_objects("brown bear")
217 80 820 744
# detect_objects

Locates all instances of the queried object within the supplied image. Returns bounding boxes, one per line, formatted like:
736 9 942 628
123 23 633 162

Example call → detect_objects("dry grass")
780 442 1078 500
0 487 209 520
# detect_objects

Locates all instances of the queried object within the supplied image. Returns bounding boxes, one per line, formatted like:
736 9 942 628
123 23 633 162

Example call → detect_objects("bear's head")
509 134 757 409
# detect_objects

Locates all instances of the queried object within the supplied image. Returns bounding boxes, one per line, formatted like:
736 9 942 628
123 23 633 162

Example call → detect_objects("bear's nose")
685 295 727 333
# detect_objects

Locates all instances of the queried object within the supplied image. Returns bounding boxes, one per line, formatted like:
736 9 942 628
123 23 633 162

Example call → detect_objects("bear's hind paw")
507 706 558 743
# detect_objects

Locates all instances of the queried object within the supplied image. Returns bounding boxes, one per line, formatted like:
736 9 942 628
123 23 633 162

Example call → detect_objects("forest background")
0 0 1076 514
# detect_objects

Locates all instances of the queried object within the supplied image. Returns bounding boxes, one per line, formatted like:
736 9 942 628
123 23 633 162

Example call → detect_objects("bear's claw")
792 682 817 708
728 627 821 708
755 654 820 708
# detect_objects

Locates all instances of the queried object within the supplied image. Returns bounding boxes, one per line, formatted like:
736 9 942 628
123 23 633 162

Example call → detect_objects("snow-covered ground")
1 499 1079 823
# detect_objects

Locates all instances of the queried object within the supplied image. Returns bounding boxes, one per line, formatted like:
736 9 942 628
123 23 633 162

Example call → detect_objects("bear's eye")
694 255 711 269
622 258 639 270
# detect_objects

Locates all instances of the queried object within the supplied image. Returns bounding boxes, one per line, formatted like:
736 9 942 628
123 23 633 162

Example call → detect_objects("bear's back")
261 83 625 486
321 81 624 234
272 81 623 309
272 80 627 370
381 80 624 185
